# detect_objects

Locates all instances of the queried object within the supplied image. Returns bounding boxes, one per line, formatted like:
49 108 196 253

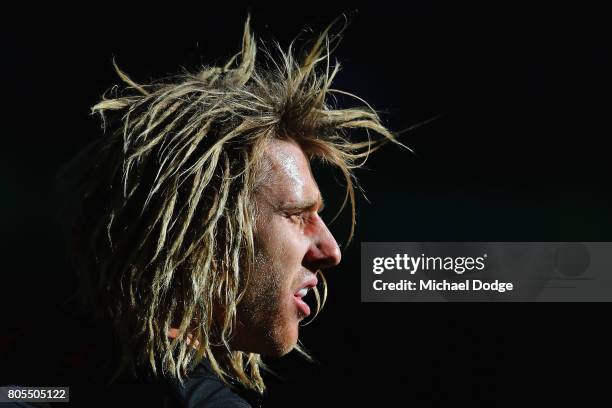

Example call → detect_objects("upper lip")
294 275 318 297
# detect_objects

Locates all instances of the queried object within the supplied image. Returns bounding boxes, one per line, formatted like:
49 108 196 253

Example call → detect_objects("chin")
263 344 294 358
234 298 301 356
262 321 299 357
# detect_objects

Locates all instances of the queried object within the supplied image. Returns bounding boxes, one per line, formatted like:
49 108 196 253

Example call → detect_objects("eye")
280 208 318 227
284 210 314 226
287 212 305 223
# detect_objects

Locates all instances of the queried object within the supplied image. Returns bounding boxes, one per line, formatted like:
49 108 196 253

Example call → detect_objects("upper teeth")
296 288 308 297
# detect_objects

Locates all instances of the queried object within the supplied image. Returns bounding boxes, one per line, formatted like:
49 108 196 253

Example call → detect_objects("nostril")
304 241 341 271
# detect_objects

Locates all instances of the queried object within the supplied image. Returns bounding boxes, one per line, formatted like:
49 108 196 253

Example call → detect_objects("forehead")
259 139 320 205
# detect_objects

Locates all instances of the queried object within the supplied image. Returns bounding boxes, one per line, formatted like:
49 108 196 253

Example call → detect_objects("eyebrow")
278 195 326 213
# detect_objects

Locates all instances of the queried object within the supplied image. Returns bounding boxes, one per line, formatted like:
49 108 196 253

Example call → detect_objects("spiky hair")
57 15 405 393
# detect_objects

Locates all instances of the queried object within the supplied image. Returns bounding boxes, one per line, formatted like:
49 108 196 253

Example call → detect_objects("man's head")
58 16 403 392
233 138 341 357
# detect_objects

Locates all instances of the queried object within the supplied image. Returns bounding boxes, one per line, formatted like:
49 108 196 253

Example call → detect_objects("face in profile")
232 138 342 356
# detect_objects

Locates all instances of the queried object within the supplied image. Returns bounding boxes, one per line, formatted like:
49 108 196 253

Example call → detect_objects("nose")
303 215 342 271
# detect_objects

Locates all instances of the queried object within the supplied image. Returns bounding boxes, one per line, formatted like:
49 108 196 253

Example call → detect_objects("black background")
3 3 611 406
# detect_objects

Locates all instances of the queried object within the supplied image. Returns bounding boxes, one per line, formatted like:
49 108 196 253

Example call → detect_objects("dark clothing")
1 315 260 408
167 359 254 408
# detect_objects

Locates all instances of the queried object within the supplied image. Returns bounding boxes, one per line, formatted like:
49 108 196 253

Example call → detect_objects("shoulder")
167 359 253 408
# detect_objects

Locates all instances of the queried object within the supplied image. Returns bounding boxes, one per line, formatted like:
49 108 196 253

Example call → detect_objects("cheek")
249 221 306 315
257 216 308 263
245 252 297 327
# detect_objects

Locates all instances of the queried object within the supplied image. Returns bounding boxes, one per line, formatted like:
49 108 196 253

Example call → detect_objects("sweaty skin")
231 138 342 356
168 139 341 356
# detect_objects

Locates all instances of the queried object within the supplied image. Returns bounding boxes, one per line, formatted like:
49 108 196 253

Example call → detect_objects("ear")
167 328 200 348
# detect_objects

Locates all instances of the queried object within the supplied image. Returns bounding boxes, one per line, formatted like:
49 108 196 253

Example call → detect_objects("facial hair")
236 244 297 356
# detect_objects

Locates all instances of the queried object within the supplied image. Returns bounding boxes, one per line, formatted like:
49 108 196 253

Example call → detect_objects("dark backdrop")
3 3 611 406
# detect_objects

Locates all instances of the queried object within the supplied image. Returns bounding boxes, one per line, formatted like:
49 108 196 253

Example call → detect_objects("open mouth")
293 276 318 319
294 289 311 318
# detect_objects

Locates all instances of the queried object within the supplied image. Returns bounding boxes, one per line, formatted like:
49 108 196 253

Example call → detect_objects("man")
58 15 404 407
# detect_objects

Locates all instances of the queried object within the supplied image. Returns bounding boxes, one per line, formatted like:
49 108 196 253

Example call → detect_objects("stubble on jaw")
235 243 298 356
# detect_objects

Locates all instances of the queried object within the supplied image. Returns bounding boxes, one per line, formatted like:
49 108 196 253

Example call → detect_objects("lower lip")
294 295 310 318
